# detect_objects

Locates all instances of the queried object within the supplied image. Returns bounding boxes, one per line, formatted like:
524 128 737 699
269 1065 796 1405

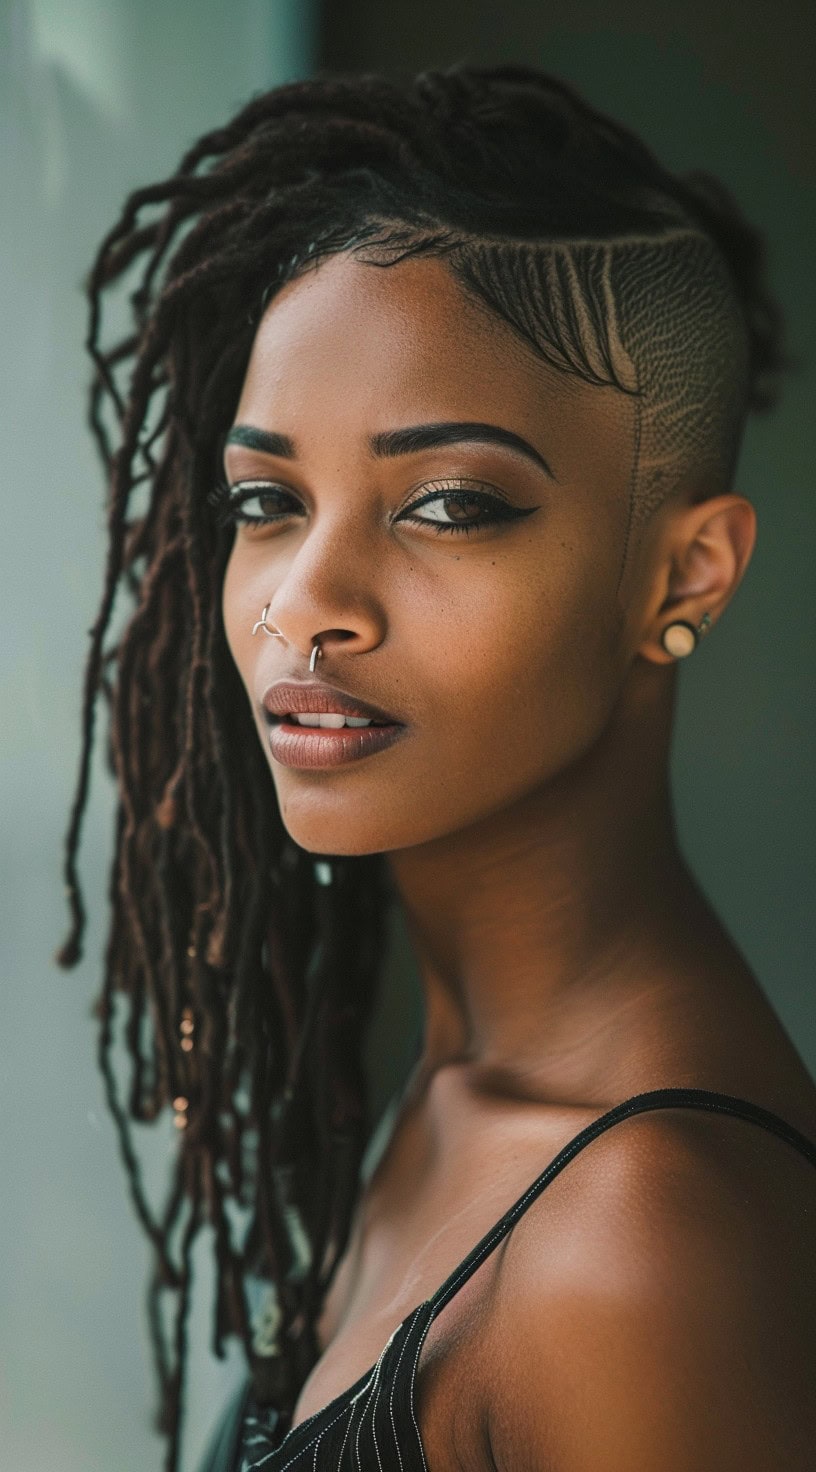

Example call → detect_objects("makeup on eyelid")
209 478 540 536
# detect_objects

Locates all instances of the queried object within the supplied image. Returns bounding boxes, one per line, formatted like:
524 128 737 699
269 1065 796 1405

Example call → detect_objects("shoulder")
481 1103 816 1472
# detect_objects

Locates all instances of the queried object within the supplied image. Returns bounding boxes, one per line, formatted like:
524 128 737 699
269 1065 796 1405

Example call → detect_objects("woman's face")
222 251 639 855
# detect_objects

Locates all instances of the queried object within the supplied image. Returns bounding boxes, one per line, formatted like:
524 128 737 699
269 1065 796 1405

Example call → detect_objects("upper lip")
261 679 403 724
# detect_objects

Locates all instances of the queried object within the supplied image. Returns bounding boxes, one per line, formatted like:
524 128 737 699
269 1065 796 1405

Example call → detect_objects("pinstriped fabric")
244 1303 431 1470
230 1088 816 1472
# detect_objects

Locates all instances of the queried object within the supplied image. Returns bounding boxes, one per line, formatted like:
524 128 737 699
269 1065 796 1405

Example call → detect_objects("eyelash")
207 479 533 536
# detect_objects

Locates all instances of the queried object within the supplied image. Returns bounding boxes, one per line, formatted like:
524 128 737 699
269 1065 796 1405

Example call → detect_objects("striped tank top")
198 1087 816 1472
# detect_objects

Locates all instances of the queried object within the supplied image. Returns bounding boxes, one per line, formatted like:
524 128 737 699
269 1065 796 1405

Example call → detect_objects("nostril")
316 629 358 649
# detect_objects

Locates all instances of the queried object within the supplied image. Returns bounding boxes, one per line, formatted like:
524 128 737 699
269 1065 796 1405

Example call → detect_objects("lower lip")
267 718 408 769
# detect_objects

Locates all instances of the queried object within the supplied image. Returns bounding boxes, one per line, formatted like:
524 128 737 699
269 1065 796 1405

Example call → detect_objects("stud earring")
660 611 712 658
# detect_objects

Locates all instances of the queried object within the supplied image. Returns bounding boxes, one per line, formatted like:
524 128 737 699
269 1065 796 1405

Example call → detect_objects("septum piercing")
251 604 323 670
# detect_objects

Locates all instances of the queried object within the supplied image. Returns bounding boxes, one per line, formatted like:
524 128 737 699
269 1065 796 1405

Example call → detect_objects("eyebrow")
225 420 555 480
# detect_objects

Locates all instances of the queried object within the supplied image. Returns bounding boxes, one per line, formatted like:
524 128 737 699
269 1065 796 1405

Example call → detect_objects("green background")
0 5 316 1469
1 3 812 1469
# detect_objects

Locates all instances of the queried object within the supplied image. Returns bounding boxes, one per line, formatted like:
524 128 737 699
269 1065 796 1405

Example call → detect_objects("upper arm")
481 1112 816 1472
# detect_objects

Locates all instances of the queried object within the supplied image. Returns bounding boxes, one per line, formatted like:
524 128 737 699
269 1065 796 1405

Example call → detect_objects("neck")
386 679 717 1102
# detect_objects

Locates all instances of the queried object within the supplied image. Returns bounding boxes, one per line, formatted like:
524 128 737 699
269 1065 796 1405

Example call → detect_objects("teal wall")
321 2 816 1084
2 6 813 1471
0 4 315 1469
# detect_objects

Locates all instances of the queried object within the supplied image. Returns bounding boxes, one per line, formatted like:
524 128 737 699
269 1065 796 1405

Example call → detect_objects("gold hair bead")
179 1006 195 1052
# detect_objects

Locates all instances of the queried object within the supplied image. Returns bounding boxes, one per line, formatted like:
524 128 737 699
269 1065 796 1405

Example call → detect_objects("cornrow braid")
56 60 788 1470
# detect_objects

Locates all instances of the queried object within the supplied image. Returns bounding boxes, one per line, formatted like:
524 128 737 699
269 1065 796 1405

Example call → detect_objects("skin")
222 252 816 1469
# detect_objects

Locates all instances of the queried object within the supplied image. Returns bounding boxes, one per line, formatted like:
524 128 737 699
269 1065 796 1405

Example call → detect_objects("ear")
639 493 757 665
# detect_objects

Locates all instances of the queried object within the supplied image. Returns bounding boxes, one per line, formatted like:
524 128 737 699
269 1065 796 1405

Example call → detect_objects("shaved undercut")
322 216 753 562
58 61 786 1465
455 229 750 556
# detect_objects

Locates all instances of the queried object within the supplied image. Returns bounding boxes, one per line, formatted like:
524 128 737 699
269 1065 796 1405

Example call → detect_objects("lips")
261 679 402 726
260 678 407 769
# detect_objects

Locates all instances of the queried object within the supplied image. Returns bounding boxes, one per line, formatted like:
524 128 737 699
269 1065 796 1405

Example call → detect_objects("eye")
208 480 303 528
395 481 538 536
207 477 539 536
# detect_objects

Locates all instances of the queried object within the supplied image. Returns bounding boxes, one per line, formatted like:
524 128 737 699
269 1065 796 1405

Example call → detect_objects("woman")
57 62 816 1472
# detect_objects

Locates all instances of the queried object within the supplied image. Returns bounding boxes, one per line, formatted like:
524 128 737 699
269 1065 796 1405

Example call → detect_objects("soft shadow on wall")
1 6 315 1472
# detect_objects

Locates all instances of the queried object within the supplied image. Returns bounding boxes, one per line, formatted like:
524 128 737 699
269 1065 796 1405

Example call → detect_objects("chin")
273 788 404 857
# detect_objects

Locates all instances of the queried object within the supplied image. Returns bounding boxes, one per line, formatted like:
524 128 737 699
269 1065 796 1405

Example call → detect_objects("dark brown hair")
56 61 787 1471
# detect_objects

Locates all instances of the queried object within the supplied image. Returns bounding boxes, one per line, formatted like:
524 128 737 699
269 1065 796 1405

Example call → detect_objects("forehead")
234 251 635 499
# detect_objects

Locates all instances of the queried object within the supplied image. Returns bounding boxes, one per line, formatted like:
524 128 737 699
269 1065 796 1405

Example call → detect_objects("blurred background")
1 1 813 1468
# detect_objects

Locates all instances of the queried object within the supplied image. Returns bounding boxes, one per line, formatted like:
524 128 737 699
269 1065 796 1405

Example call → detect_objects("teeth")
289 713 373 728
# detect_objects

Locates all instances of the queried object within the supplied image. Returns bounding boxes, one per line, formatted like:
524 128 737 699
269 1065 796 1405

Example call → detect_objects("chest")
288 1228 499 1472
288 1099 586 1438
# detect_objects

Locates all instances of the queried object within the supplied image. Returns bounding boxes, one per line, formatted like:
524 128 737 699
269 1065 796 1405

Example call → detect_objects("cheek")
423 542 618 765
218 525 624 855
221 544 260 690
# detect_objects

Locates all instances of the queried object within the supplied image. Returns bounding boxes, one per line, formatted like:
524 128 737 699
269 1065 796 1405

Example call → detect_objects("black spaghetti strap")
218 1086 816 1471
425 1086 816 1319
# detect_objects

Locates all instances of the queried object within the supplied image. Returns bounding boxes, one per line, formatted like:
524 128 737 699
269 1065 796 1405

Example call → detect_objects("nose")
254 520 386 664
253 606 360 670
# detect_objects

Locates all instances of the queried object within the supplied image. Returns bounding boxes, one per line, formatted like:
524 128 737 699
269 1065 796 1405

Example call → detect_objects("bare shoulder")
481 1103 816 1472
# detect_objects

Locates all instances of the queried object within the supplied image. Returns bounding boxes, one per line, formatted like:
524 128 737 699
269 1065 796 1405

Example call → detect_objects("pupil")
445 496 479 521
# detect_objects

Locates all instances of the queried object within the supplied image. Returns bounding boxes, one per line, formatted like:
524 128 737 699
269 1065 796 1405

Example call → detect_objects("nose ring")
251 604 284 639
251 604 323 671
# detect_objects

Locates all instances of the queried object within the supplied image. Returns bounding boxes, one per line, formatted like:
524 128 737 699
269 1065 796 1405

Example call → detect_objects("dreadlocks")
55 61 787 1471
